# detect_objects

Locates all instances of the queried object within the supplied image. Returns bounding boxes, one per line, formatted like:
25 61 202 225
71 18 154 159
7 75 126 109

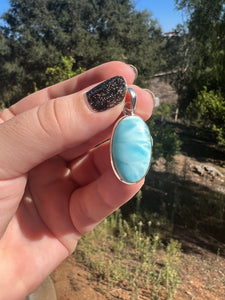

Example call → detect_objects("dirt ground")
52 240 225 300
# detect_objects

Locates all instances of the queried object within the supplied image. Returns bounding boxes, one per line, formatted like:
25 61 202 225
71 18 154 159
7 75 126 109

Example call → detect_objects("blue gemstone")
111 115 152 184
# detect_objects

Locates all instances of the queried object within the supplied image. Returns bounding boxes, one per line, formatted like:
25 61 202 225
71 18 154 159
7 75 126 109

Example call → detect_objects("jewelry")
111 88 153 184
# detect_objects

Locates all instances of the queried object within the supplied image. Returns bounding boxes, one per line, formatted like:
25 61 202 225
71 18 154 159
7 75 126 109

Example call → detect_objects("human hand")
0 61 154 299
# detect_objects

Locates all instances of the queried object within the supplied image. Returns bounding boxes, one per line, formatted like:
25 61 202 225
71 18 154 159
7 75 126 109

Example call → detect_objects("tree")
0 29 24 107
168 0 225 147
174 0 225 112
45 56 85 86
187 88 225 147
0 0 164 105
148 118 182 162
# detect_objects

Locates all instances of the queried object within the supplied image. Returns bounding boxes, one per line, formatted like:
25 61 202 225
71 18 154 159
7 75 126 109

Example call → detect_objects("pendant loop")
123 88 137 116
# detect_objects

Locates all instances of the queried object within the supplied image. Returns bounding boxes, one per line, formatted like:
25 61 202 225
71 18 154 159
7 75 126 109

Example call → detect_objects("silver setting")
123 87 137 116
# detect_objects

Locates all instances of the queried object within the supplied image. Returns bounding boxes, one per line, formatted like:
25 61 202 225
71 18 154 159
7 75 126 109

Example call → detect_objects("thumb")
0 76 127 179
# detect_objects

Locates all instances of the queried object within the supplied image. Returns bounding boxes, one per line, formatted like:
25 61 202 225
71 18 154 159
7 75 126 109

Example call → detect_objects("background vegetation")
1 0 224 147
0 0 164 105
1 0 225 298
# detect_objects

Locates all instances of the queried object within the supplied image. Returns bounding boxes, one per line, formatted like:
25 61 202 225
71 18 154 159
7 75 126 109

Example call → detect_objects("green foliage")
148 119 182 162
45 56 85 86
146 103 182 162
0 100 5 111
76 209 181 298
173 0 225 112
0 0 165 106
154 103 177 121
187 88 225 147
169 0 225 147
163 25 188 74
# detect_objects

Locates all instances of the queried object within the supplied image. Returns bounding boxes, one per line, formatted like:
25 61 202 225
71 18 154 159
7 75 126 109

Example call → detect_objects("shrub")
148 119 182 161
187 87 225 147
45 56 85 86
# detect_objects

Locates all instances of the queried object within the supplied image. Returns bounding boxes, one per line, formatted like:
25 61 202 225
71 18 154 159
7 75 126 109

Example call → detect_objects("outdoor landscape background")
1 0 225 299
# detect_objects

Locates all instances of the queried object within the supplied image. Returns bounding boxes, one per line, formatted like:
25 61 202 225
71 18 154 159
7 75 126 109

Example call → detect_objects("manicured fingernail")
86 76 127 112
129 64 138 80
144 89 156 107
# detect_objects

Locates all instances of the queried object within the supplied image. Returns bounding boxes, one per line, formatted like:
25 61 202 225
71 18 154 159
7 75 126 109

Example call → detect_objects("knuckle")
36 99 67 139
0 108 15 122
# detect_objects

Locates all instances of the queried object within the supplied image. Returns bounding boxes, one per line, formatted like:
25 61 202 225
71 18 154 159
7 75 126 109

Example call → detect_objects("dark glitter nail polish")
86 76 127 112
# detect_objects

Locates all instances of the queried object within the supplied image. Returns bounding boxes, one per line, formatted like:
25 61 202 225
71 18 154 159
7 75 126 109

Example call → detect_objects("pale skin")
0 61 154 300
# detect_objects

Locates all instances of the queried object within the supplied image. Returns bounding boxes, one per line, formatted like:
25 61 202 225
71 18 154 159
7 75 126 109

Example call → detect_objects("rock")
203 165 224 178
190 163 224 181
190 164 205 176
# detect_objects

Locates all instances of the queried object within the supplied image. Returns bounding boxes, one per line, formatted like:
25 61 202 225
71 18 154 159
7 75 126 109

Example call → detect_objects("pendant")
111 88 152 184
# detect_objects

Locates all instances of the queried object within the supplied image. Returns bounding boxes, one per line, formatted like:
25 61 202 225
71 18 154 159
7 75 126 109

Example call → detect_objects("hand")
0 61 154 299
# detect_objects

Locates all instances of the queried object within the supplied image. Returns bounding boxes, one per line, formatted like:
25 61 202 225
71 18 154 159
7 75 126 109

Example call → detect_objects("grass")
75 192 181 299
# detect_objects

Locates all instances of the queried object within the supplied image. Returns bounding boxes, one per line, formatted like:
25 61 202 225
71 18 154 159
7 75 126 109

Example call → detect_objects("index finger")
7 61 137 116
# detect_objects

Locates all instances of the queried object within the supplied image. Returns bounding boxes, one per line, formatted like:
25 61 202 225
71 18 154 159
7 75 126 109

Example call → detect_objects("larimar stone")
111 115 152 184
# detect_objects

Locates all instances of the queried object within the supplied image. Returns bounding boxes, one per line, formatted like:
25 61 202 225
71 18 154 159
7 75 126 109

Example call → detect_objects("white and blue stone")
111 115 152 184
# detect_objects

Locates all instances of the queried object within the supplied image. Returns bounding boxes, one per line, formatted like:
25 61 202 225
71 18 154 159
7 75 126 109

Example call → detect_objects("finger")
60 86 154 161
70 169 144 235
1 62 136 118
69 141 111 187
0 76 127 179
133 85 155 120
28 156 79 251
47 61 137 99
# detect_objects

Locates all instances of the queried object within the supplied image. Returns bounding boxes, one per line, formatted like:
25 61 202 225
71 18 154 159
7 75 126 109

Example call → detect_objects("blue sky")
135 0 185 32
0 0 184 32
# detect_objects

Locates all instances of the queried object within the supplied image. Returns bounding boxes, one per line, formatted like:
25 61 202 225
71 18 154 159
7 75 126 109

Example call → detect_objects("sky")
135 0 185 32
0 0 185 32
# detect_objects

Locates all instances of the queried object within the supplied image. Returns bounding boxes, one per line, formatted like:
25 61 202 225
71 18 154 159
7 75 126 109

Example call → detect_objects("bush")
154 102 177 121
187 87 225 147
45 56 85 86
148 119 182 162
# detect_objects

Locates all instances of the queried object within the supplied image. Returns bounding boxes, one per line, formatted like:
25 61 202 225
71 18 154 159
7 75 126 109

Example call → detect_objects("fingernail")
144 89 156 107
86 76 127 112
129 64 138 80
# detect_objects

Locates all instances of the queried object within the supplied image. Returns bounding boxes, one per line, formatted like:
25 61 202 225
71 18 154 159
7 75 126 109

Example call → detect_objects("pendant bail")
123 87 137 116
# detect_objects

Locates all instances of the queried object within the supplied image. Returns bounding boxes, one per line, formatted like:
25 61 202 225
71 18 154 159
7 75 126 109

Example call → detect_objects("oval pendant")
111 115 152 184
